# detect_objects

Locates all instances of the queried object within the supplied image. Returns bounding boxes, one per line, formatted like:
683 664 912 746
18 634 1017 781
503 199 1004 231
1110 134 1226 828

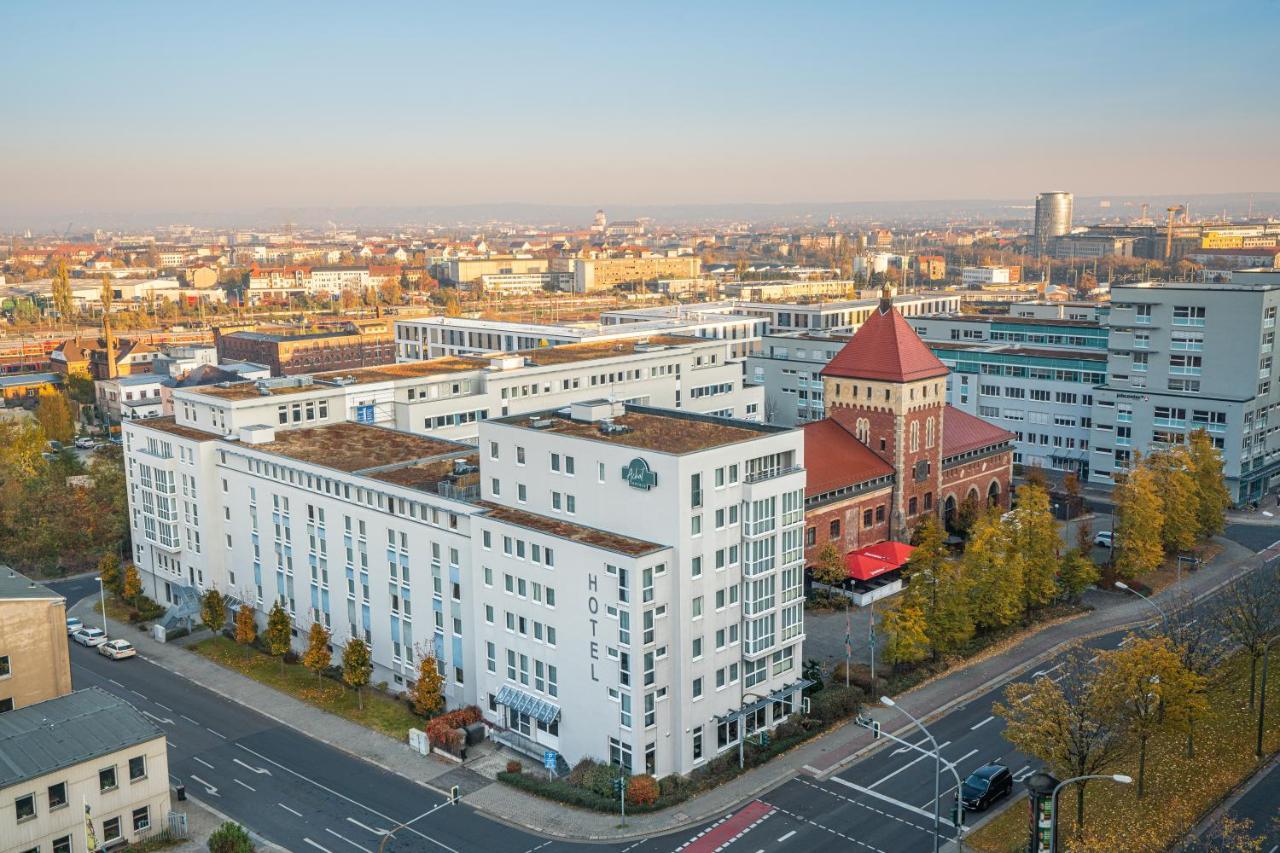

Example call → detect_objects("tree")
811 540 846 586
0 419 47 481
234 603 257 645
201 589 228 635
264 601 292 671
52 260 73 319
340 288 358 311
905 516 972 658
410 653 446 716
303 621 332 681
122 564 142 602
1095 635 1208 797
207 820 254 853
65 373 96 407
377 278 402 305
995 648 1124 833
35 389 75 445
1163 599 1222 758
1113 463 1164 578
342 637 373 710
1147 448 1198 554
442 291 463 318
1216 563 1280 709
97 552 122 595
953 492 983 537
881 603 929 669
1009 484 1059 614
1058 549 1100 601
1187 430 1231 538
963 511 1024 631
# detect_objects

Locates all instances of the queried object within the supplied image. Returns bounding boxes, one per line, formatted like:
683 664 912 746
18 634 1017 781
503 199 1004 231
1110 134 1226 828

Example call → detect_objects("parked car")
961 763 1013 811
74 436 96 449
66 616 83 635
73 627 108 647
98 639 136 660
1093 530 1115 548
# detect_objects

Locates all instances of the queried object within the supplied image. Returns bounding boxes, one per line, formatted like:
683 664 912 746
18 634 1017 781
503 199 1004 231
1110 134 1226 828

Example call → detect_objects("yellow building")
569 256 702 292
1202 232 1244 249
0 571 71 712
0 689 170 853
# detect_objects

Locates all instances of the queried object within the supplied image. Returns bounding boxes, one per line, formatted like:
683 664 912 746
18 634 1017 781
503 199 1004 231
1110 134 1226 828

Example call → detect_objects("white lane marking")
108 678 124 687
891 735 930 756
303 839 333 853
193 757 215 770
345 817 386 836
130 689 147 699
1013 765 1035 782
166 740 177 749
796 778 934 835
869 740 951 789
142 710 174 726
970 715 995 731
279 803 303 818
233 778 256 792
828 776 956 826
206 727 227 739
778 830 797 842
155 702 173 712
1119 636 1134 646
1032 663 1063 678
324 828 372 852
768 803 891 852
1019 693 1032 702
181 714 200 725
233 757 272 775
189 774 220 796
236 744 459 853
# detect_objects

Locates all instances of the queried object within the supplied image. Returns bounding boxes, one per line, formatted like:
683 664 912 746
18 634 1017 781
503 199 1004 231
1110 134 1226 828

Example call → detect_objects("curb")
185 793 288 852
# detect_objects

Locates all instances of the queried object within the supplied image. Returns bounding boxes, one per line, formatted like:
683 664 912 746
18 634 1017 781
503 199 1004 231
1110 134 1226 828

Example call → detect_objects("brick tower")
820 289 949 538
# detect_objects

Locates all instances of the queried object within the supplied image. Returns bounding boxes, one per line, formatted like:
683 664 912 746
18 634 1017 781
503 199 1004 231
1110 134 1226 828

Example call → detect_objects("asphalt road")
1221 759 1280 851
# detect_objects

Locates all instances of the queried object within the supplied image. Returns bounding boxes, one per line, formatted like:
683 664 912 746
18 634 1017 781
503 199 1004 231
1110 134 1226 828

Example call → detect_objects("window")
132 805 151 832
53 837 72 853
48 781 67 809
0 655 9 677
15 792 35 821
129 755 147 781
103 816 122 843
692 677 703 699
99 765 117 792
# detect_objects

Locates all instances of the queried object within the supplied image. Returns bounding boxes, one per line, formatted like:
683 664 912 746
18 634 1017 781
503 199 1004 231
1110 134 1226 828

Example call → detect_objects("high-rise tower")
1034 191 1073 254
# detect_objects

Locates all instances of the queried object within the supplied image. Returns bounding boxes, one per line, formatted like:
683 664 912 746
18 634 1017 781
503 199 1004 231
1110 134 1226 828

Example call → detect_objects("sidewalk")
71 533 1268 842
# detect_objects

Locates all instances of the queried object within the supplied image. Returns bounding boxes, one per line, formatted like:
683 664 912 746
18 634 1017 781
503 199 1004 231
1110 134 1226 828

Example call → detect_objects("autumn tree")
411 653 446 716
963 510 1024 630
377 278 402 305
97 552 122 595
811 540 847 586
1095 636 1208 797
442 291 462 318
1147 448 1198 554
35 389 75 445
881 603 929 669
1215 563 1280 709
264 601 292 671
1162 599 1222 757
1187 430 1231 538
342 637 374 709
1113 463 1164 578
995 648 1124 832
303 621 332 681
52 260 74 319
905 516 972 658
201 589 228 634
122 564 142 602
1009 484 1059 614
234 603 257 645
1057 549 1100 601
952 492 983 537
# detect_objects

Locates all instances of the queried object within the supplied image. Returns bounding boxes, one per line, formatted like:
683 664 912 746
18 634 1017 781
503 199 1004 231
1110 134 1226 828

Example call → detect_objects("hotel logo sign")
622 457 658 491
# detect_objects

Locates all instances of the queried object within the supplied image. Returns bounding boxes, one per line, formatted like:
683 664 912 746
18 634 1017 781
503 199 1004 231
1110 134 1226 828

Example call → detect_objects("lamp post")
95 576 106 633
1048 774 1131 853
737 691 767 769
1258 636 1279 758
1113 581 1168 633
881 696 963 853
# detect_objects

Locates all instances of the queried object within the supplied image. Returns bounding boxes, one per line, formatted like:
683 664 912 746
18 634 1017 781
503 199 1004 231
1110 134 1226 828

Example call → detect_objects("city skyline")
3 0 1277 225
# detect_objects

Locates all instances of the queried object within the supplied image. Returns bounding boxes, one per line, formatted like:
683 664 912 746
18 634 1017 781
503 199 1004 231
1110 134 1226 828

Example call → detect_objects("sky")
2 0 1278 224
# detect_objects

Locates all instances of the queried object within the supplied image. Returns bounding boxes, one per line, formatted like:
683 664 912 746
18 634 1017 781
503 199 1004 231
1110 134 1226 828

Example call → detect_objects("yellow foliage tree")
811 540 846 586
234 603 257 645
1147 448 1198 554
35 389 75 445
963 510 1024 630
1008 483 1059 613
1113 463 1165 578
881 603 930 668
302 622 332 681
1187 429 1231 538
410 654 446 716
121 564 142 602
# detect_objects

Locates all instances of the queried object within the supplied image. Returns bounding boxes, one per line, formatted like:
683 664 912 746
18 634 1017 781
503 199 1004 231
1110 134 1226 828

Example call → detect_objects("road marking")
233 778 256 792
827 776 956 826
233 757 272 776
767 804 891 852
278 803 303 818
107 678 125 687
869 740 951 788
189 774 220 797
155 702 173 712
130 689 147 699
193 757 215 770
142 710 174 726
1019 693 1032 702
206 727 227 739
1119 636 1134 646
1012 765 1035 782
166 740 177 749
970 715 994 731
1088 655 1099 664
345 817 386 836
1032 663 1062 678
891 735 930 756
181 714 201 725
325 828 373 852
303 839 333 853
236 744 459 853
778 830 796 842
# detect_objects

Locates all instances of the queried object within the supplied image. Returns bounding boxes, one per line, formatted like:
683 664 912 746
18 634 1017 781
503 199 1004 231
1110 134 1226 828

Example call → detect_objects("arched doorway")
987 480 1001 508
943 495 957 530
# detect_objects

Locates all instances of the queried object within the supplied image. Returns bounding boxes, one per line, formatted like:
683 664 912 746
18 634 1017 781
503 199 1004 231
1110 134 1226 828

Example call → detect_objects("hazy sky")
3 0 1277 220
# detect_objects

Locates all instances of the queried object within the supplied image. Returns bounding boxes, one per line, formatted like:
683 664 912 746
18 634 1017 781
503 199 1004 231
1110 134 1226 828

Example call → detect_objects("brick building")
214 320 395 376
803 293 1013 599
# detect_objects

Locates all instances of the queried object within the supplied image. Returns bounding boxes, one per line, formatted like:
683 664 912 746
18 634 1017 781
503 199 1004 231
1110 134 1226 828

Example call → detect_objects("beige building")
0 571 71 713
565 256 702 292
1 689 170 853
445 256 550 284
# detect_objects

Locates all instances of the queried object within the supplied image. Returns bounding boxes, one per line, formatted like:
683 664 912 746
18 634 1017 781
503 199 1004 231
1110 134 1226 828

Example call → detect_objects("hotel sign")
622 457 658 490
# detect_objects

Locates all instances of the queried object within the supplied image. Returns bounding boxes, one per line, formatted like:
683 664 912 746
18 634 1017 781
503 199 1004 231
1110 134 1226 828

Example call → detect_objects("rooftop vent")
453 458 478 475
598 420 632 436
528 418 556 430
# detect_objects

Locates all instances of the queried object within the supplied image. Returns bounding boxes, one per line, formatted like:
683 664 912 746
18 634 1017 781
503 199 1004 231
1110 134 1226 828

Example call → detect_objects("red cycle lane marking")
677 800 774 852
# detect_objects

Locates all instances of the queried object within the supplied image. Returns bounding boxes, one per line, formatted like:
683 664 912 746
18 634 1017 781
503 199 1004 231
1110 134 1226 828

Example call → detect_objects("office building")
561 257 701 293
214 320 396 376
1034 191 1074 253
960 266 1020 287
1049 234 1137 260
0 571 71 712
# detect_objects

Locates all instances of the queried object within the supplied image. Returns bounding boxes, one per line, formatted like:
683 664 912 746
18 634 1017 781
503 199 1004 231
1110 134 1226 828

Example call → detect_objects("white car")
66 616 83 635
1093 530 1115 548
74 436 96 449
98 639 136 660
73 627 108 647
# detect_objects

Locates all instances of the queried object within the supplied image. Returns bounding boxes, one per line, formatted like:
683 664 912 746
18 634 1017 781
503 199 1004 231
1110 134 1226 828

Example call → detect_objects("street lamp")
1048 774 1131 853
94 576 107 633
1113 581 1168 633
881 696 963 853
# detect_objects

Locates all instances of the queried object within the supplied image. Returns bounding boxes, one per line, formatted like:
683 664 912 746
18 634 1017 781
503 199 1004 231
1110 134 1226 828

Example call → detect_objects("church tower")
820 289 948 537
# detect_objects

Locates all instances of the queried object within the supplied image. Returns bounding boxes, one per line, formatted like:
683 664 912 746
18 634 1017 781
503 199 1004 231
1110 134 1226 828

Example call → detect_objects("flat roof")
928 341 1108 361
368 453 480 496
245 422 468 473
0 688 163 788
0 372 60 388
498 404 782 454
193 380 329 401
914 314 1101 328
0 569 62 601
131 416 219 442
479 502 664 557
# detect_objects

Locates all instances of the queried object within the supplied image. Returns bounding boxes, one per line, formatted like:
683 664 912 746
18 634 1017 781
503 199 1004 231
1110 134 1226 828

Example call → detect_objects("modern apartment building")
0 571 71 712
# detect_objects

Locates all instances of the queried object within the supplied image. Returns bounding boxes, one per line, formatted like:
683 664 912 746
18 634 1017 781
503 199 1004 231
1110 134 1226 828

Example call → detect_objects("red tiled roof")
820 301 949 382
942 405 1015 456
802 417 895 497
846 540 915 581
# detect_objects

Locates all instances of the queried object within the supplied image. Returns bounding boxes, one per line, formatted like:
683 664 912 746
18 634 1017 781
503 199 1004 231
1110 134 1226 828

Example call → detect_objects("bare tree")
1216 562 1280 708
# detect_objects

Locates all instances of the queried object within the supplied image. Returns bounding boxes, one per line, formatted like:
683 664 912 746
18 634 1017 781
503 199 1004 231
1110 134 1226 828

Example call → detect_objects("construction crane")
1165 205 1185 259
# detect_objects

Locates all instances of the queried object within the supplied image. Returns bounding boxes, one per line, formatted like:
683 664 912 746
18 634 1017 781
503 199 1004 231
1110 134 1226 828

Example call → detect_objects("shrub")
505 760 522 774
658 773 695 801
424 706 482 744
626 774 659 806
207 821 254 853
582 762 622 798
810 685 862 724
133 595 165 621
567 758 602 787
832 662 880 694
498 771 617 811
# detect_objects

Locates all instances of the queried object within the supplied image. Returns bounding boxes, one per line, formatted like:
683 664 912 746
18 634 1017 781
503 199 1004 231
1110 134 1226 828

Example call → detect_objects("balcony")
1152 417 1187 429
744 465 804 485
743 633 776 658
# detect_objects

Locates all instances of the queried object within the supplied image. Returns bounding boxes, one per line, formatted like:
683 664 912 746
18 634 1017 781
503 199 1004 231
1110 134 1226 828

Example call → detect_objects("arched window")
856 418 870 443
987 479 1001 507
925 417 936 449
909 421 920 452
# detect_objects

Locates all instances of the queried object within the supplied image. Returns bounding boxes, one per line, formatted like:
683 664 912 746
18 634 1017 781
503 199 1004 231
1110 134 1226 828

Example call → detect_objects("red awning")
845 540 916 582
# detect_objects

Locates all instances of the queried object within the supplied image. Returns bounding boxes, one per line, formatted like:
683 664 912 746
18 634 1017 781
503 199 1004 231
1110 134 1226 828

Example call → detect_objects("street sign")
543 750 557 770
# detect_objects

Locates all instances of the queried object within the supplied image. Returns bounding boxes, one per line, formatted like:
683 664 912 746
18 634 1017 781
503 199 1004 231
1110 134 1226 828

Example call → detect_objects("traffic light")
449 784 459 804
612 778 625 796
871 720 881 740
950 800 963 827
